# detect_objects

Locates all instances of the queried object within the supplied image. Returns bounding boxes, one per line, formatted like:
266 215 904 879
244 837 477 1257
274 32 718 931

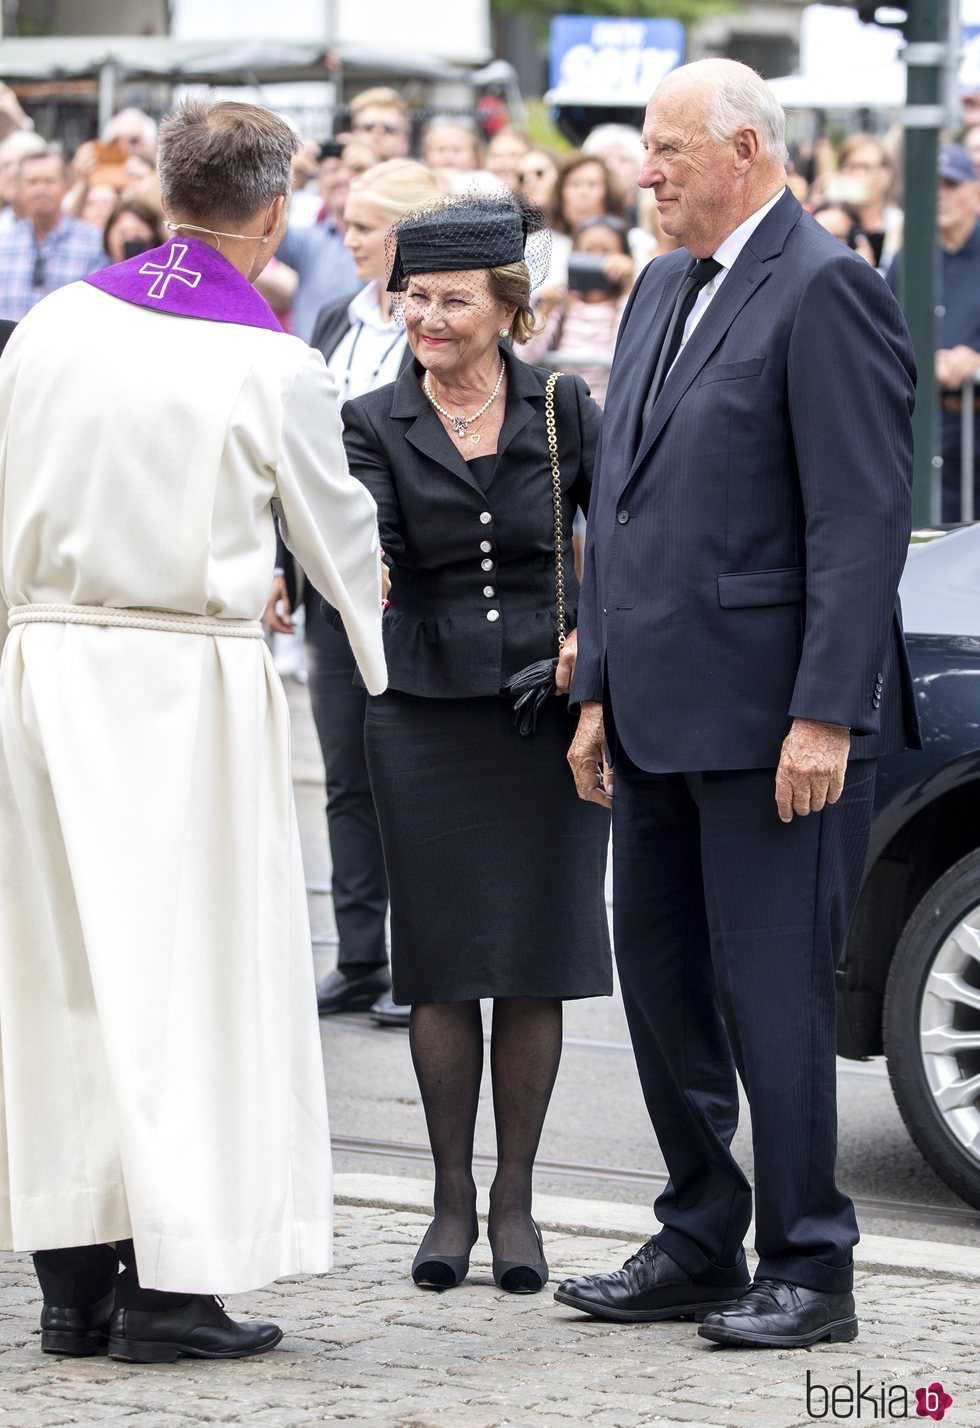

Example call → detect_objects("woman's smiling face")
403 269 514 380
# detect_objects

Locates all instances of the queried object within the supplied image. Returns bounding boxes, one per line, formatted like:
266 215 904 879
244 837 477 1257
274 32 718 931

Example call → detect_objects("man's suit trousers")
612 752 875 1294
305 602 389 971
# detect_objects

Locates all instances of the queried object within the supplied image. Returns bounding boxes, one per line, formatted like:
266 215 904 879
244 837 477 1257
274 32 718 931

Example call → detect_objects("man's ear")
733 126 760 172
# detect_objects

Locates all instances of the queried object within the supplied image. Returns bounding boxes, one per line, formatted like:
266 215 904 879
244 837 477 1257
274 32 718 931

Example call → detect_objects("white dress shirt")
679 187 785 352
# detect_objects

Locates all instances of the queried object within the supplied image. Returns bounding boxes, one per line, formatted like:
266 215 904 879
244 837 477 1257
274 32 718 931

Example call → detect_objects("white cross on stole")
138 244 202 300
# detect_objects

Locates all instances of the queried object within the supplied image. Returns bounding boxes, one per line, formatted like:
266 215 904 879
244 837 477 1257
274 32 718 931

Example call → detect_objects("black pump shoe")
40 1290 115 1356
492 1221 549 1295
108 1295 283 1363
411 1220 479 1289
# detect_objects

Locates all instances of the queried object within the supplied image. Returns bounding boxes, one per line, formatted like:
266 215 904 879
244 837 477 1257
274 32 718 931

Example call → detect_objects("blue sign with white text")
549 15 685 105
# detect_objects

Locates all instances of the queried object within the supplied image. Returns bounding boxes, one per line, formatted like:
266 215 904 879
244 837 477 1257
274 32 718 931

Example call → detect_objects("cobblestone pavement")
1 1193 977 1428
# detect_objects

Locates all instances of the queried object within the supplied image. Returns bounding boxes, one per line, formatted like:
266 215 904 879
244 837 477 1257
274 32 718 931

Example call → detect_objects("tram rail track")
331 1133 980 1233
326 1011 889 1077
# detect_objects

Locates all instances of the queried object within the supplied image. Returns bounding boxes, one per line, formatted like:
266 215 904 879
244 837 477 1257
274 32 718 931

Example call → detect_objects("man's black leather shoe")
316 966 390 1016
370 989 411 1027
40 1290 115 1355
554 1238 750 1323
108 1295 283 1363
697 1279 858 1347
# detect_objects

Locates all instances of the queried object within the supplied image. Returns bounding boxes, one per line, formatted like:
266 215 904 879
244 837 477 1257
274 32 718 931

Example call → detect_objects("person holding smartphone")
518 216 634 406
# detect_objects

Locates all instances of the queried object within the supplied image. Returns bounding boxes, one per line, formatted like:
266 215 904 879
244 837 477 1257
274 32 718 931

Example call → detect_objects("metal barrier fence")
959 373 976 524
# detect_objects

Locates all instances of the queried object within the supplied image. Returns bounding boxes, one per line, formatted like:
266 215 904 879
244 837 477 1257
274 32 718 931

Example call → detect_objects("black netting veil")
384 190 551 322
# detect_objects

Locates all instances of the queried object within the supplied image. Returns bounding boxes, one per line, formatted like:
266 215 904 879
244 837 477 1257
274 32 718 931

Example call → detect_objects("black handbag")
502 371 567 735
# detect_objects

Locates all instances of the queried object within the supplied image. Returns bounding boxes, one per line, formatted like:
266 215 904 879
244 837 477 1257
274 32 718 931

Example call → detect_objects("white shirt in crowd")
326 279 407 404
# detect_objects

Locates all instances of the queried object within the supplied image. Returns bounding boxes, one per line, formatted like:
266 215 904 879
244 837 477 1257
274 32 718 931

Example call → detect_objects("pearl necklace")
423 360 505 444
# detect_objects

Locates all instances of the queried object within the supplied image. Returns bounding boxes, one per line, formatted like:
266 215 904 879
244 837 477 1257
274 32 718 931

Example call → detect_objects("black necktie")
641 257 722 427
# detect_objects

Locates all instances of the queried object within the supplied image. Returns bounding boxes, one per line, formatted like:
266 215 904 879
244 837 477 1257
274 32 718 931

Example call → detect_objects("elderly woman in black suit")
342 192 612 1295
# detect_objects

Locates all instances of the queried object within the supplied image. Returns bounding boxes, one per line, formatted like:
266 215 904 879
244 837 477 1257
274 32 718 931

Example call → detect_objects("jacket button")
617 510 630 524
481 558 494 571
479 511 492 525
487 609 500 622
480 540 492 553
872 695 881 707
484 586 495 597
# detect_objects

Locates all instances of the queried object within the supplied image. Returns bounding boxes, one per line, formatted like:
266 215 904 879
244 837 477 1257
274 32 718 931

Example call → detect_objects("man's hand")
555 628 578 694
936 345 980 391
568 701 613 807
381 564 391 601
263 574 294 634
775 718 851 823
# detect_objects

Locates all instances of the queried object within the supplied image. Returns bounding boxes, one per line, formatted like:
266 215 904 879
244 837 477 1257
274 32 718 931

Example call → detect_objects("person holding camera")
811 202 877 266
275 139 362 342
519 216 634 406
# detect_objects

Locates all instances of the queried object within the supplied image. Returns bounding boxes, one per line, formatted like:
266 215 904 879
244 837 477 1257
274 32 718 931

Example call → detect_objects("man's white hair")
704 70 788 167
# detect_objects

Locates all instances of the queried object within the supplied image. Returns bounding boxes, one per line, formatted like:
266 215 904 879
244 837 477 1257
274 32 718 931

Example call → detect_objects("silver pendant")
470 433 481 444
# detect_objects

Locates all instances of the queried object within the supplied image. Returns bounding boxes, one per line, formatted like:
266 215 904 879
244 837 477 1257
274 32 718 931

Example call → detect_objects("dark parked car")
838 524 980 1208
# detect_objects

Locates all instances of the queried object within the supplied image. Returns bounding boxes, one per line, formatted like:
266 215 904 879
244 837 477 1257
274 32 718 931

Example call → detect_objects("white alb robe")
0 281 386 1293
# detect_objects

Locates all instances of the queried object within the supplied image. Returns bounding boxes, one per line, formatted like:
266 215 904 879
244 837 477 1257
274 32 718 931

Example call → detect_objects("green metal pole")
902 0 949 526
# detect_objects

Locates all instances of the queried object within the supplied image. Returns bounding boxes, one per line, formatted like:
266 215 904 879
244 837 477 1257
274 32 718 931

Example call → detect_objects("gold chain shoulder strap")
544 370 566 651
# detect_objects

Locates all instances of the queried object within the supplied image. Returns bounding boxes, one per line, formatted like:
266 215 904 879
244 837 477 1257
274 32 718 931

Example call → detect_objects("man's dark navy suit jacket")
571 189 921 771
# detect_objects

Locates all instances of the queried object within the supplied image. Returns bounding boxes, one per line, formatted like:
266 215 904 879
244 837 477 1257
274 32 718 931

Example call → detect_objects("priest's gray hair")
705 72 788 167
158 100 299 225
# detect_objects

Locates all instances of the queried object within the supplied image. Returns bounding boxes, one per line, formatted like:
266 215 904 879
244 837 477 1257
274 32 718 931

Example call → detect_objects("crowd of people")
0 82 976 517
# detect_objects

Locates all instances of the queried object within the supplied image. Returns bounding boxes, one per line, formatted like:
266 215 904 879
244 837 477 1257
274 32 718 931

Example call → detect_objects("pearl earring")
499 327 510 339
261 235 269 244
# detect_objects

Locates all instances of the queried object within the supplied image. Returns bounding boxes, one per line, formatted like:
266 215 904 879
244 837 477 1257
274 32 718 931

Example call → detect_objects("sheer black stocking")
488 996 563 1266
409 999 483 1259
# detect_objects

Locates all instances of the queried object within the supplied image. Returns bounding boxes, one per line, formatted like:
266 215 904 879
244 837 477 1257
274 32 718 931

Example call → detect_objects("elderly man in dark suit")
557 58 918 1348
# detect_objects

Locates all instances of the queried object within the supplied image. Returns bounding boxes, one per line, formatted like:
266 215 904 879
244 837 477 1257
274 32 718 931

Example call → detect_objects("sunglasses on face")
520 167 549 181
353 121 404 135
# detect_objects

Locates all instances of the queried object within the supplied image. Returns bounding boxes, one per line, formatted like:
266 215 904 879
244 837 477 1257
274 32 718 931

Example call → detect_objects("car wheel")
883 848 980 1210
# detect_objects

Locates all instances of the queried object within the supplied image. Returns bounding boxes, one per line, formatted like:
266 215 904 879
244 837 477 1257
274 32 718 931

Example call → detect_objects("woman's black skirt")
364 690 612 1004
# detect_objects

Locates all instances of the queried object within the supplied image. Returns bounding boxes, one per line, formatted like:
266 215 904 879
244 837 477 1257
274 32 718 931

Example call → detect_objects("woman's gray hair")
158 100 299 225
705 73 788 167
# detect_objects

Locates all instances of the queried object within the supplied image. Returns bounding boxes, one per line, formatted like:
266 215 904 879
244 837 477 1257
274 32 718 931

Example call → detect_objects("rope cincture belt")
7 603 264 639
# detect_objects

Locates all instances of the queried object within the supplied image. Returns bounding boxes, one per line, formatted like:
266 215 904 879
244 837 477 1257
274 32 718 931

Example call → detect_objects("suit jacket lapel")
622 261 689 460
394 345 540 494
628 255 770 476
391 357 484 494
493 345 540 470
624 189 803 481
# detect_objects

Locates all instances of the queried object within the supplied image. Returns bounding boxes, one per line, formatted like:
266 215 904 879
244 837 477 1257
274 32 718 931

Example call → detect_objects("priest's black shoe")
316 965 390 1016
40 1290 115 1356
108 1295 283 1363
370 989 411 1027
554 1237 749 1323
697 1279 858 1348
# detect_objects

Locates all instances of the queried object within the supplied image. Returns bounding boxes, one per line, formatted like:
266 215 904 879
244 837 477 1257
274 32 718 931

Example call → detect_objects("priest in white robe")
0 99 386 1364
